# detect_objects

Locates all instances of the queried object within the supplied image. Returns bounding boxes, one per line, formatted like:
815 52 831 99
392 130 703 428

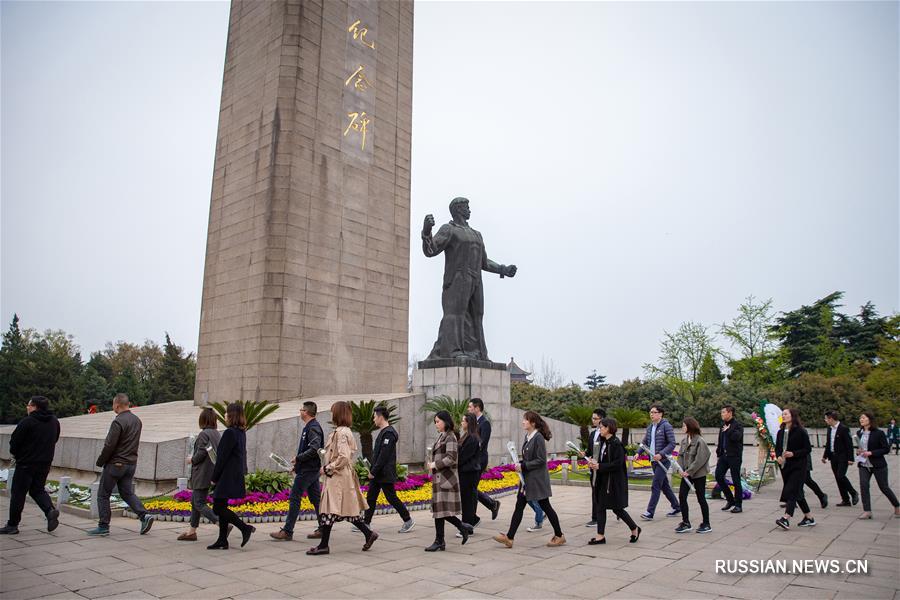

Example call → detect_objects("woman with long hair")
458 412 482 528
774 408 815 530
208 403 255 549
674 417 711 534
178 408 221 541
425 410 473 551
308 401 378 555
589 417 641 544
856 412 900 519
494 411 566 548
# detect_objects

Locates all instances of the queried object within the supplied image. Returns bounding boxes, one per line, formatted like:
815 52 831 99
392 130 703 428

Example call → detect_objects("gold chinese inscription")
348 19 375 50
343 111 371 150
344 65 372 92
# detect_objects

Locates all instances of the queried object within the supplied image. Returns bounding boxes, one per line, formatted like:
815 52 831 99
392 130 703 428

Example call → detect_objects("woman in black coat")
856 412 900 519
208 403 255 550
774 408 814 530
458 413 482 528
589 417 641 544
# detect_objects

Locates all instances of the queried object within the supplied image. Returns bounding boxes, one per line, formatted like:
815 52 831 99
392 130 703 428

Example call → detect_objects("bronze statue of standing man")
422 197 517 362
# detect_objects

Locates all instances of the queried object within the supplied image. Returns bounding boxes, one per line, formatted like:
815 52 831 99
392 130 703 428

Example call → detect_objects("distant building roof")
508 357 532 383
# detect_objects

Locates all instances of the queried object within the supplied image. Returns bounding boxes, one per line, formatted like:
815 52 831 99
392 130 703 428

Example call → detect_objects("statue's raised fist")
423 214 435 232
505 265 517 278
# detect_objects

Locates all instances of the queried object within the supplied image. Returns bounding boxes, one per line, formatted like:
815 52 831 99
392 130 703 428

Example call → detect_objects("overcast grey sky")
2 1 898 386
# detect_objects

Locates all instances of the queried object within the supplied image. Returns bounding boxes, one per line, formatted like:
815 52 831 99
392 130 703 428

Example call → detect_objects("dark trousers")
804 472 826 501
7 465 54 527
317 518 371 548
474 464 495 518
829 460 857 502
189 488 218 528
364 481 411 524
678 476 709 526
459 470 479 526
98 463 147 527
434 516 465 543
597 506 637 536
212 498 250 543
507 492 562 539
714 457 743 507
782 469 810 517
590 472 599 521
647 462 679 515
283 471 321 534
858 466 900 512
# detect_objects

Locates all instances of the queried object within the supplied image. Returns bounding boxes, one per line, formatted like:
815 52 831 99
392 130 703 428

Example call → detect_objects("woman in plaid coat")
425 410 474 551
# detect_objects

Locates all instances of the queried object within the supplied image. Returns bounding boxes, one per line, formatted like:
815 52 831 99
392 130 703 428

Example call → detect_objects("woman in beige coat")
307 401 378 555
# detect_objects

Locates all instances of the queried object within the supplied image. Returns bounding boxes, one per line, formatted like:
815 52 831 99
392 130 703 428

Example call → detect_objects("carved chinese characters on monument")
341 3 376 159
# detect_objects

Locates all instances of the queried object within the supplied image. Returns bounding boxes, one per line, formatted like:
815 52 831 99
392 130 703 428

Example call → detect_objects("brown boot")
306 529 322 539
177 532 197 541
493 533 513 548
269 529 293 541
547 535 566 547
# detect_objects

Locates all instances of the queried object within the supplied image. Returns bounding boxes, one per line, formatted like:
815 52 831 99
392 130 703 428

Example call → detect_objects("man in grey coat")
87 394 154 536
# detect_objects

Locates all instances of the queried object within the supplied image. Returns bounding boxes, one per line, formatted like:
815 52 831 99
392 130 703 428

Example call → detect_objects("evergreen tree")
154 333 194 403
697 351 723 384
0 315 31 423
584 370 607 390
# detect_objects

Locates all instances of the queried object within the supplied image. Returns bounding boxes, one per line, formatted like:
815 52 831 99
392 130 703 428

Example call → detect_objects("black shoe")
674 522 693 533
460 523 473 545
835 501 852 507
629 526 641 543
241 525 255 547
472 516 482 528
306 546 329 555
775 517 790 530
47 508 60 532
0 525 19 535
588 537 606 545
696 523 712 534
585 520 597 527
207 540 229 550
730 506 742 514
491 501 501 521
820 494 828 509
721 502 734 512
851 493 859 506
798 517 816 527
424 541 446 552
362 531 379 551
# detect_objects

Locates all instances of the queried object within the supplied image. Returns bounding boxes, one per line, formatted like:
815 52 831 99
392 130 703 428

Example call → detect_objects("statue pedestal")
412 361 512 466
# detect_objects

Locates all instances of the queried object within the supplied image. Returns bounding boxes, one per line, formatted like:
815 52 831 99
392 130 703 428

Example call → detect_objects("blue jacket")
642 419 676 467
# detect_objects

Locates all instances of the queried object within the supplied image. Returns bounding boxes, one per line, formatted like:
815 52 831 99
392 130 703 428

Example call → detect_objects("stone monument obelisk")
194 0 413 405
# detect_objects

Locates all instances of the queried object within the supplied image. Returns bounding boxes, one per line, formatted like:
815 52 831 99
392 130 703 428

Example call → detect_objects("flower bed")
140 465 523 522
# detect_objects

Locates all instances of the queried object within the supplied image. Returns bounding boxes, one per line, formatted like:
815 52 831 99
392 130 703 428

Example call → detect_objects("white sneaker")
526 522 543 532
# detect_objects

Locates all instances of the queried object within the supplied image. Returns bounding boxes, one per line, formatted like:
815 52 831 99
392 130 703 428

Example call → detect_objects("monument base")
412 364 579 467
417 358 507 370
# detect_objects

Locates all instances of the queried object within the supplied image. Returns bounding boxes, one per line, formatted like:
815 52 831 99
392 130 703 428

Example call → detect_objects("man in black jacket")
0 396 61 535
271 401 324 541
822 411 859 506
715 405 744 513
362 406 415 533
584 408 605 527
469 398 501 526
89 394 153 536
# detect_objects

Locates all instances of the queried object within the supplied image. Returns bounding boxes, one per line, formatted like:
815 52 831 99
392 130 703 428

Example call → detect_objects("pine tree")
584 370 607 390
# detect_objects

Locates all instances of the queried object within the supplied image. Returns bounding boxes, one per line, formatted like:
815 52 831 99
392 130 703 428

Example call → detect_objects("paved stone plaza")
1 455 898 600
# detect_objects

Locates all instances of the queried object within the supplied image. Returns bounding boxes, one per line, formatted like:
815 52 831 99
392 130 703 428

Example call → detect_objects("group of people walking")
3 394 899 555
